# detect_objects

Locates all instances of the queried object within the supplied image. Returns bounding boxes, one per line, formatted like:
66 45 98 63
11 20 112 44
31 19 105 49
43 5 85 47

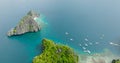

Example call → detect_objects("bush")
112 59 120 63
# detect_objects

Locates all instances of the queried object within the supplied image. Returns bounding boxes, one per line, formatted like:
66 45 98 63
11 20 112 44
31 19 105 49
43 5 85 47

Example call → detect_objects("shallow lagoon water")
0 0 120 63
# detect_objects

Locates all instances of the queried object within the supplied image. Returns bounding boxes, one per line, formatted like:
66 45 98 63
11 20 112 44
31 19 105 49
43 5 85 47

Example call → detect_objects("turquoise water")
0 0 120 63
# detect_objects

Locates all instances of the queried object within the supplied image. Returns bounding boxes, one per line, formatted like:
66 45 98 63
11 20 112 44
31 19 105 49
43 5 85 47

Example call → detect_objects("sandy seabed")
78 50 120 63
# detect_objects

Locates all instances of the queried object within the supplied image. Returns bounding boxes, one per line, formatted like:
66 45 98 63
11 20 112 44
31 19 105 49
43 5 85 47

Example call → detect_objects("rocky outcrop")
7 10 40 36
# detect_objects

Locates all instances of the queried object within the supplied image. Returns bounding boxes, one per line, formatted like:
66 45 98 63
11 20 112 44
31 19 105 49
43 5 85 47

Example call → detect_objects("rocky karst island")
7 10 40 36
33 39 79 63
6 10 120 63
7 10 79 63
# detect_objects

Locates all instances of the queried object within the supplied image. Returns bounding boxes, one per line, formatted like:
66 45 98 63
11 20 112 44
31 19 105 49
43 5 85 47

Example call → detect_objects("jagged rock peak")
7 10 41 36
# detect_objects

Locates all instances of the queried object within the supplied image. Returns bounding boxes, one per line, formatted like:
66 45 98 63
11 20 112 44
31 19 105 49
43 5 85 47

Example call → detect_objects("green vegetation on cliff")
112 59 120 63
33 39 79 63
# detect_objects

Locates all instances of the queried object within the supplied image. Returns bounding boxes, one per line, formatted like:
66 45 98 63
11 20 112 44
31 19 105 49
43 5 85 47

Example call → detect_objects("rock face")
7 10 40 36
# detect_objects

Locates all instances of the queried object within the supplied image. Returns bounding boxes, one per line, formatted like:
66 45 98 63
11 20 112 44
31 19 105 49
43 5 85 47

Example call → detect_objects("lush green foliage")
13 29 16 33
33 39 79 63
112 59 120 63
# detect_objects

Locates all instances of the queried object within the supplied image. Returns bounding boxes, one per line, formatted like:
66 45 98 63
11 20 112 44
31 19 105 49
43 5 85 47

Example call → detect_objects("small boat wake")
109 42 120 46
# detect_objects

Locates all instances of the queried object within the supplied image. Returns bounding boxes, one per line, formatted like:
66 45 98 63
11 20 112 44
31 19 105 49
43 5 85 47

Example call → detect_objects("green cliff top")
33 39 79 63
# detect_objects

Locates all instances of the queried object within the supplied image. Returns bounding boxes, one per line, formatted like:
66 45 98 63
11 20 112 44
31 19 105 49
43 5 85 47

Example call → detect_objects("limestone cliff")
7 10 40 36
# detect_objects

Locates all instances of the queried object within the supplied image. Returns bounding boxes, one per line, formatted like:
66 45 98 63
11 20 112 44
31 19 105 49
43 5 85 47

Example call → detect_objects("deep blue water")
0 0 120 63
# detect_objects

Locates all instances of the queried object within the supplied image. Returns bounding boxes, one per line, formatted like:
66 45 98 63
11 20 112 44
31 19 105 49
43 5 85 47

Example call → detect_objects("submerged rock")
7 10 40 36
79 50 120 63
